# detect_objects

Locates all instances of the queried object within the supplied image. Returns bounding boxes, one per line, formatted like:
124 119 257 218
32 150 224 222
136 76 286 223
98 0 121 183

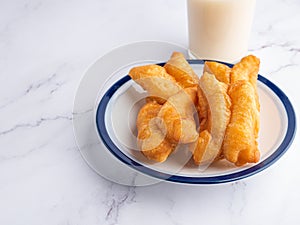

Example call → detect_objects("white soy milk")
187 0 256 62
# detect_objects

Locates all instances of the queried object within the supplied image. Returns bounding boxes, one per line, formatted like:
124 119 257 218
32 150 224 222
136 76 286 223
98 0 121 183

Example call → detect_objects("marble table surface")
0 0 299 224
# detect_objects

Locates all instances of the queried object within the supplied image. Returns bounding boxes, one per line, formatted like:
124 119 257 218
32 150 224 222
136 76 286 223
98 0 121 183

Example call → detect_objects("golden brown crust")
229 55 260 140
197 86 211 132
192 72 231 165
136 101 161 139
230 55 260 87
223 81 260 166
129 64 174 81
136 102 175 162
204 61 231 85
192 130 211 165
129 64 181 103
157 87 198 144
164 52 199 88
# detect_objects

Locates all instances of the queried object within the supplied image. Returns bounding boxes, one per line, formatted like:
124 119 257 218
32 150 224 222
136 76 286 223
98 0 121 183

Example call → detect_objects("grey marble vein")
72 108 94 116
229 181 247 225
0 71 66 110
250 41 296 52
104 183 136 225
0 115 72 136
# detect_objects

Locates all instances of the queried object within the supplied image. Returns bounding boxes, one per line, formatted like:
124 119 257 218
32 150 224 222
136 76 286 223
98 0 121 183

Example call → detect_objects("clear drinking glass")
187 0 256 63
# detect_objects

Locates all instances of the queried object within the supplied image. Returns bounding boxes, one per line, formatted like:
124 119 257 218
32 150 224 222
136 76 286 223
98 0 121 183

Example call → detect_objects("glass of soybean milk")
187 0 256 63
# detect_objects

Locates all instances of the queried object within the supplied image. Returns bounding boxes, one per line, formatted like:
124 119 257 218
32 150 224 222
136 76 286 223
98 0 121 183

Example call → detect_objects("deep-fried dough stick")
199 61 231 133
204 61 231 85
129 64 181 104
157 87 198 144
230 55 260 138
230 55 260 115
136 101 176 162
164 52 199 88
223 81 260 166
230 55 260 88
192 72 231 165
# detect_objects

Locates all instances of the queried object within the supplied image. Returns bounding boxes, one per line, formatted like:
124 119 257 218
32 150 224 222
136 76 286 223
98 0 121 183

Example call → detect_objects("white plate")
94 59 296 184
73 41 189 186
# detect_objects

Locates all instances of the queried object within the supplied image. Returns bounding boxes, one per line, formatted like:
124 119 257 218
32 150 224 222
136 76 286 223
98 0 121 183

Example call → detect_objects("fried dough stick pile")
130 52 261 167
130 52 199 162
223 55 260 166
194 55 260 166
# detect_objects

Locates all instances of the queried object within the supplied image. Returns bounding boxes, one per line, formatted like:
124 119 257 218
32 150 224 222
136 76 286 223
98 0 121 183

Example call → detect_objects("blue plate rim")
95 59 297 184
